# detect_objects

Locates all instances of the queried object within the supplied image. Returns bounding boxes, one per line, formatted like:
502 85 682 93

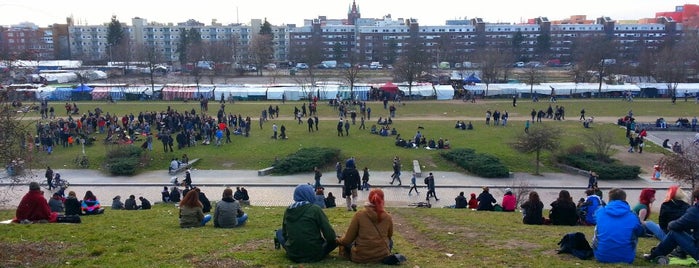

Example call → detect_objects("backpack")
557 232 593 260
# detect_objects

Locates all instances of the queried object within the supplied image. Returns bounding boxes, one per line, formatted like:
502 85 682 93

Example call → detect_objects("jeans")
201 214 212 226
651 231 699 260
236 214 248 226
644 221 666 241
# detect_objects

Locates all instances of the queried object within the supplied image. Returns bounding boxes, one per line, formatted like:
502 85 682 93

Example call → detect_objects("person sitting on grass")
179 190 211 228
275 184 337 263
111 195 124 210
49 192 65 213
502 188 517 212
593 188 644 264
477 187 497 211
454 192 467 209
64 191 82 216
633 188 664 241
81 190 105 215
337 189 404 264
521 191 544 225
124 195 139 210
549 190 578 226
325 192 337 208
139 197 151 210
468 193 478 209
644 188 699 263
214 188 248 228
13 182 57 223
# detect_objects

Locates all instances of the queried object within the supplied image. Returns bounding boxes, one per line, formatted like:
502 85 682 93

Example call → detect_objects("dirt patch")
190 240 267 268
610 145 664 175
391 209 480 251
0 241 68 267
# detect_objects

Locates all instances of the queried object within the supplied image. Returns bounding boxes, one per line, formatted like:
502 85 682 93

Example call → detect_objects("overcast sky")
0 0 690 27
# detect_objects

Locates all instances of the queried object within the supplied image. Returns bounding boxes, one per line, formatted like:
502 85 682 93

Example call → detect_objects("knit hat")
505 188 512 194
29 182 40 190
345 158 356 169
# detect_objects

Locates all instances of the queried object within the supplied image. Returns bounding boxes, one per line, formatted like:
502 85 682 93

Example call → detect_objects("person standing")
337 120 344 136
314 115 319 131
314 167 323 189
184 169 193 188
524 120 530 134
45 166 54 191
359 117 366 130
580 108 586 121
408 173 419 196
389 156 402 186
272 123 278 139
344 120 350 136
512 95 517 107
587 171 599 190
342 158 361 211
335 162 343 183
361 167 370 191
425 173 438 201
593 188 644 264
307 117 314 132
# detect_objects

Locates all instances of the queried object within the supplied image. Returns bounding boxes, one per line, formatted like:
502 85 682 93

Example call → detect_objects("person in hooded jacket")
580 189 603 225
276 184 337 263
342 158 361 211
592 188 644 264
14 182 56 223
501 188 516 212
111 195 125 210
337 189 395 263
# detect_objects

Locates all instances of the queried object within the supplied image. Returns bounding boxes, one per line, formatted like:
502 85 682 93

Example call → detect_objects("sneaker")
436 198 440 201
351 204 357 211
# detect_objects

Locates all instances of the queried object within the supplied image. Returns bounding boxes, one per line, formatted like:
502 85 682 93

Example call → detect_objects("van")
295 63 309 69
369 62 382 70
320 60 337 69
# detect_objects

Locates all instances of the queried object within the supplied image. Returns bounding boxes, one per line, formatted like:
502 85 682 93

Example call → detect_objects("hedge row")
558 152 641 180
440 148 510 178
106 145 143 176
273 147 341 175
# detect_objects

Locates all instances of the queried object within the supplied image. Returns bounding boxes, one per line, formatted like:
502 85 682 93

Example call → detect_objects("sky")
0 0 691 27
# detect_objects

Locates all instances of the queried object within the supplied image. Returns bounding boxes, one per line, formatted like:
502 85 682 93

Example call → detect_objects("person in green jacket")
275 184 337 263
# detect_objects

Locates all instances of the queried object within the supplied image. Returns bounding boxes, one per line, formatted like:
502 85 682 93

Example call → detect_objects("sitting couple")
275 184 404 264
179 188 248 228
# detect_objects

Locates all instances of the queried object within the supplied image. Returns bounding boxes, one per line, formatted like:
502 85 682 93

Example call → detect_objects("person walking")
425 173 438 201
408 173 419 196
342 158 361 211
361 167 370 191
45 166 54 191
389 156 402 186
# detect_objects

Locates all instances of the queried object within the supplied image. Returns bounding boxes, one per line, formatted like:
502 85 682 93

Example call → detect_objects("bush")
557 152 641 180
273 147 341 175
440 148 510 178
105 145 143 176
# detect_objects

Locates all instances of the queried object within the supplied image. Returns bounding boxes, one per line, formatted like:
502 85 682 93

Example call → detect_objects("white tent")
434 85 455 100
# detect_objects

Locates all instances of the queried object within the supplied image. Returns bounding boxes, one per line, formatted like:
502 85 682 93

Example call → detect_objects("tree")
572 35 616 97
520 65 544 97
342 49 362 101
657 144 699 188
0 91 33 206
176 29 189 66
249 33 274 76
134 44 164 98
510 125 562 175
582 127 615 160
654 43 688 98
477 48 511 97
511 30 525 61
392 42 430 99
107 16 125 62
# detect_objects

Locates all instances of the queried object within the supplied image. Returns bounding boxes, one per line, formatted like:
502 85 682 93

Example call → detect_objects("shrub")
273 147 341 175
557 152 641 180
105 145 143 176
440 148 510 178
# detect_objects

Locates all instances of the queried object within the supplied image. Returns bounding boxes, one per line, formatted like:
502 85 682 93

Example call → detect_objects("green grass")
0 204 661 267
25 99 686 174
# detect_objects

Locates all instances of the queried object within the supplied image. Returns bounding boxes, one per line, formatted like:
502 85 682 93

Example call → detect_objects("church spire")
347 0 361 25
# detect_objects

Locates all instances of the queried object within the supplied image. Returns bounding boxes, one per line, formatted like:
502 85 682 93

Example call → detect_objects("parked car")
264 63 277 70
295 63 309 70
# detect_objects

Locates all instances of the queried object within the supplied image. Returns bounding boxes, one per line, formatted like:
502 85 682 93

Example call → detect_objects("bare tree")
249 34 274 76
392 42 430 99
520 66 544 97
133 44 165 97
342 49 362 101
657 144 699 188
0 91 33 206
510 125 562 175
654 44 688 99
582 127 615 160
477 48 511 97
572 35 616 97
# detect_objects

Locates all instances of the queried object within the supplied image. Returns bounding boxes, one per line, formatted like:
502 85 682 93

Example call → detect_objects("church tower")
347 0 361 25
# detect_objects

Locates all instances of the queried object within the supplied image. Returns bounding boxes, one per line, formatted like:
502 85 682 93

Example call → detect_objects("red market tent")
380 82 399 93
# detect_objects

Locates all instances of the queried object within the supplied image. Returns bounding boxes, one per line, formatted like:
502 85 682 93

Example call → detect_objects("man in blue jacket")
593 188 645 264
644 189 699 262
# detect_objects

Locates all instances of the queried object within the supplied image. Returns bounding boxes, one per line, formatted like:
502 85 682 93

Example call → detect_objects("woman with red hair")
337 189 401 264
179 190 211 228
659 185 690 233
633 188 665 241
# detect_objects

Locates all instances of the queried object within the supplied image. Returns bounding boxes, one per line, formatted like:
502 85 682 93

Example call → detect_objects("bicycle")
408 201 431 208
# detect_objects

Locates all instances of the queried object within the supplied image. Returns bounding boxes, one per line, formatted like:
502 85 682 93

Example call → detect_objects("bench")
258 167 275 176
168 158 200 175
412 160 422 178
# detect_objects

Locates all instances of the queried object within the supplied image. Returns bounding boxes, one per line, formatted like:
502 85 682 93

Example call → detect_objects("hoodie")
592 200 644 264
282 185 337 263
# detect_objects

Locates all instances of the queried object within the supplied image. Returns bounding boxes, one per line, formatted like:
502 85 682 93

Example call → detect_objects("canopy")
380 82 399 93
464 74 481 83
